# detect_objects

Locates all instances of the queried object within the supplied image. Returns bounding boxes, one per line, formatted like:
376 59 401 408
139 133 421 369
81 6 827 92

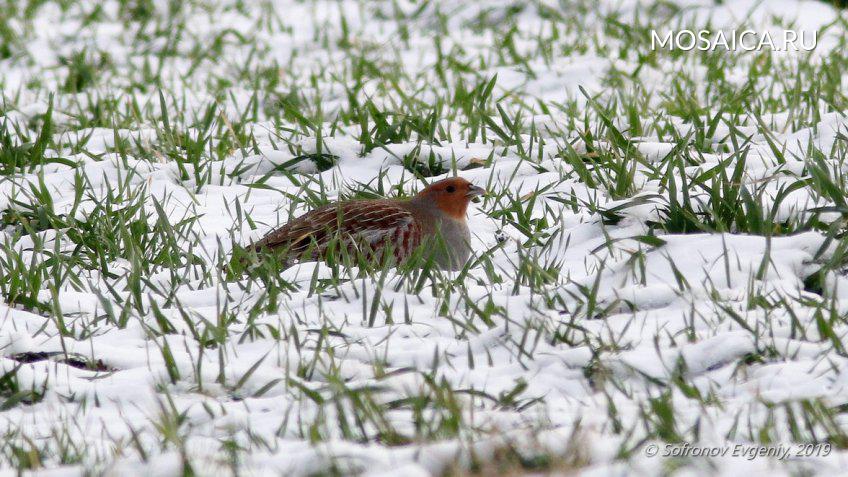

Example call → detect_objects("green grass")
0 0 848 474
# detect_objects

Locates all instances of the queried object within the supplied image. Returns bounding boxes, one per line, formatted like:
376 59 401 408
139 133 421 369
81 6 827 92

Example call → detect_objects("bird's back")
251 199 423 264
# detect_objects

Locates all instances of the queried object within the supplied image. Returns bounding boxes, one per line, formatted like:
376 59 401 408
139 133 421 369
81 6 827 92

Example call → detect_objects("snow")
1 0 848 475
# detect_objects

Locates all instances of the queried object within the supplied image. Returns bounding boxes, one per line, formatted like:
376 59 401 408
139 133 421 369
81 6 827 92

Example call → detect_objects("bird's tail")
221 243 295 280
219 245 249 279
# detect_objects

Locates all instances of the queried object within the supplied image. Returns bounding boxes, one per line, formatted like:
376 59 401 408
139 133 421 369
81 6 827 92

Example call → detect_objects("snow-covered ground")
2 0 848 475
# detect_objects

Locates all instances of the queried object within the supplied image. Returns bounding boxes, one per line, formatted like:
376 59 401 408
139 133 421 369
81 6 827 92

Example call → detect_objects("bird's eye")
446 185 456 193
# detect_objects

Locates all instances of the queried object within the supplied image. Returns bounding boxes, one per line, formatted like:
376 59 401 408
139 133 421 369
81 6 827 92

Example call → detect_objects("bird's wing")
252 200 420 259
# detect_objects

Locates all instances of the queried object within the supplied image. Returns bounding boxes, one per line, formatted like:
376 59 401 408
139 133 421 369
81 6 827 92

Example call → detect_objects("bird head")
414 177 485 220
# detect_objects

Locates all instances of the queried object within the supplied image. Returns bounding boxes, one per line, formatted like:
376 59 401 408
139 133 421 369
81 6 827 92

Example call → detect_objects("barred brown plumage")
248 177 485 270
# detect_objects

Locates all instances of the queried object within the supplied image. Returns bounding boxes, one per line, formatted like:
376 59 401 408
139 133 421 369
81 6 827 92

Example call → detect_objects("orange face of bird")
417 177 486 219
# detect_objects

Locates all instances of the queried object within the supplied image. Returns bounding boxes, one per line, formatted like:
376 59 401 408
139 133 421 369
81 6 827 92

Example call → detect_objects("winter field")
3 0 848 475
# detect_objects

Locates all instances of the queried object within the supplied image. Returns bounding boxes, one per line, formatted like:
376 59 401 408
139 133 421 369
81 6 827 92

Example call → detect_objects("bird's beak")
466 185 486 198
